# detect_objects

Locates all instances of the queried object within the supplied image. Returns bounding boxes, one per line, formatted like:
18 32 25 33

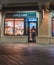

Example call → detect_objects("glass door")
28 21 36 42
25 17 38 43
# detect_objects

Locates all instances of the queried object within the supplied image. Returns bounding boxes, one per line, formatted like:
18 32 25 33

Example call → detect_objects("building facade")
0 3 54 44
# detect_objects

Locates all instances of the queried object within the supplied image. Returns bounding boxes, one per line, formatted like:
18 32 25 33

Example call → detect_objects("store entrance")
28 21 36 43
26 17 38 43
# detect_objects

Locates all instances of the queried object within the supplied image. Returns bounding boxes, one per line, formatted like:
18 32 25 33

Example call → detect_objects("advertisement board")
15 18 24 35
5 18 14 35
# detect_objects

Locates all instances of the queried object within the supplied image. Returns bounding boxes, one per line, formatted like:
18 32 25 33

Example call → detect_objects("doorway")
27 18 38 43
28 21 37 43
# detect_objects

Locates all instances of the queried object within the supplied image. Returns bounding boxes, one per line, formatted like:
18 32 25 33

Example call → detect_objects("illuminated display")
5 12 36 18
4 18 24 36
25 18 37 35
15 18 24 35
5 18 14 35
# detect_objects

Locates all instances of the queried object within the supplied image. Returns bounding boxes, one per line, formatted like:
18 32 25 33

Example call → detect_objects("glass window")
25 18 38 35
4 18 14 35
15 18 24 35
4 18 24 36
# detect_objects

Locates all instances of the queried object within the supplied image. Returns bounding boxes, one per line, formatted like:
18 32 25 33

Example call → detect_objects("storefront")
0 3 54 44
1 10 40 43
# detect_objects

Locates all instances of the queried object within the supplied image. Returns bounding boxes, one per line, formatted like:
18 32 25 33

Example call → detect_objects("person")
31 26 36 42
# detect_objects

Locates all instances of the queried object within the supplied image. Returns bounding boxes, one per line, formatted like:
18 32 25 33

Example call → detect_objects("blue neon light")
26 18 38 22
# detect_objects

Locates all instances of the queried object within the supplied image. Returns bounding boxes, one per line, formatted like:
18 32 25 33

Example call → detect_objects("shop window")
15 18 24 35
4 18 14 35
4 18 24 36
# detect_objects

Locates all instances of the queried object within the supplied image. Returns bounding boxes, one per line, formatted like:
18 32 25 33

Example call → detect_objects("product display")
5 18 14 35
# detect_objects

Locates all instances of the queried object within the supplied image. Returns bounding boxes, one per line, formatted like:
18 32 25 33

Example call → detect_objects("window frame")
4 18 25 36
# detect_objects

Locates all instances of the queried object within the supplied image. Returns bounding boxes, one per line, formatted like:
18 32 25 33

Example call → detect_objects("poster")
15 18 24 35
5 18 14 35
